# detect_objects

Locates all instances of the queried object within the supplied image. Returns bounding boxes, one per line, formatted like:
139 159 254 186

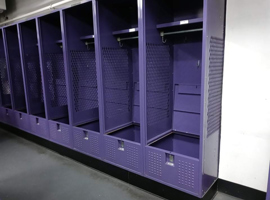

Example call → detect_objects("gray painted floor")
0 128 240 200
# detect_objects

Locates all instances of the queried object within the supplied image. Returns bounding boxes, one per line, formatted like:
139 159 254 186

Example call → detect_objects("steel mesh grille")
0 56 11 96
207 37 224 136
70 50 98 112
45 53 67 107
9 49 25 100
25 54 44 103
146 43 172 126
102 47 132 119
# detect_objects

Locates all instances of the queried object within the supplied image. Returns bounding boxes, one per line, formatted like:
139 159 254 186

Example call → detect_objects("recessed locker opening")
150 133 199 159
20 19 46 118
64 2 99 132
39 12 69 124
5 25 27 112
146 0 203 143
0 30 11 108
99 0 140 143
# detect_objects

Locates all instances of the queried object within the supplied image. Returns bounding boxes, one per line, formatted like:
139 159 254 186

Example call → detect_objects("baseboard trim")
217 179 266 200
0 123 267 200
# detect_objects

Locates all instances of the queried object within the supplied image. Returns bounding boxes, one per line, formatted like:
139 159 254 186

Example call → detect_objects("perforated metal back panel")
25 54 44 104
102 47 132 131
70 50 98 113
207 37 224 136
44 53 67 108
0 54 11 105
146 43 173 139
9 48 26 109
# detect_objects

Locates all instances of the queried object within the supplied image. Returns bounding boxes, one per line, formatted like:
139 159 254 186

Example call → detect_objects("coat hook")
85 42 90 50
117 37 123 48
160 32 167 44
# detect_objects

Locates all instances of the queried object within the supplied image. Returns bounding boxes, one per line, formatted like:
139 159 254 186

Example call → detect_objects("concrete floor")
0 128 240 200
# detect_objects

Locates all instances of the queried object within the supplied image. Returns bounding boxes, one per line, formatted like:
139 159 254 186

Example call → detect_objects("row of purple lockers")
0 0 226 198
0 107 200 197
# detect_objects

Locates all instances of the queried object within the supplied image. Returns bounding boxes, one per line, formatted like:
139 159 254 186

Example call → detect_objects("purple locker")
18 19 48 137
142 0 225 197
0 30 12 109
96 0 142 174
37 11 72 148
61 1 101 157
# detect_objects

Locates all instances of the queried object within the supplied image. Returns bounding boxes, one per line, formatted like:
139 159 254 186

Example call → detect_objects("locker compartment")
62 1 101 136
145 0 203 143
144 0 204 196
30 114 49 139
99 0 139 132
4 25 27 112
98 0 142 173
19 19 46 119
145 133 199 195
14 110 30 132
38 11 69 122
0 30 12 109
38 11 71 147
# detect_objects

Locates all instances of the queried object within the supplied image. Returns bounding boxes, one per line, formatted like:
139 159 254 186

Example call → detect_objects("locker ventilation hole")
102 47 132 119
45 53 67 107
25 54 44 103
0 57 11 96
105 138 116 161
207 37 224 136
148 151 162 177
89 134 99 155
126 145 139 169
178 160 195 189
70 50 98 112
146 43 172 126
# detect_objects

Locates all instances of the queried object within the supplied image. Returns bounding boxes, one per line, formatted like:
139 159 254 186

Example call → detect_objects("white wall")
220 0 270 192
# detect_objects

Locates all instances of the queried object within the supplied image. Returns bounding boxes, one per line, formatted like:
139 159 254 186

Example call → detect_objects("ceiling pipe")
0 0 76 26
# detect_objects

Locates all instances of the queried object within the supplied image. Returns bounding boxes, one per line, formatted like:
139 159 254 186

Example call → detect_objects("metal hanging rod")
117 36 138 47
160 28 203 37
160 28 203 43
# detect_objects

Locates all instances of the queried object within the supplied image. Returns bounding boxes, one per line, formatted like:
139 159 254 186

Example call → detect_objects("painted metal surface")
0 0 226 198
